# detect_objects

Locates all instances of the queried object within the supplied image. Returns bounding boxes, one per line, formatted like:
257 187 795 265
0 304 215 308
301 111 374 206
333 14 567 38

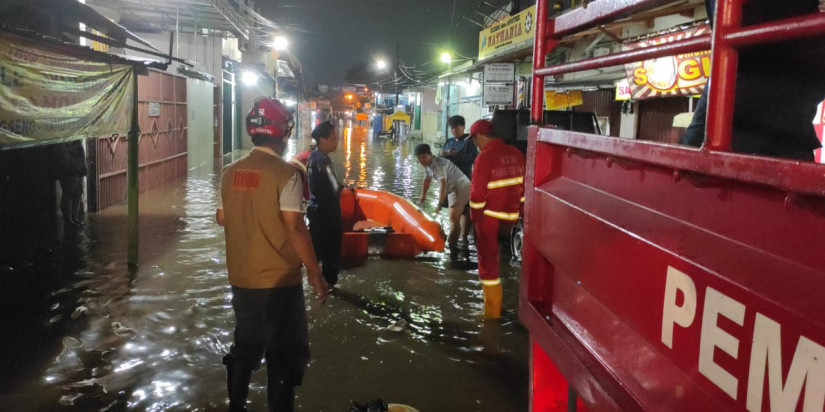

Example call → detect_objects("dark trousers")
307 207 342 286
228 285 309 411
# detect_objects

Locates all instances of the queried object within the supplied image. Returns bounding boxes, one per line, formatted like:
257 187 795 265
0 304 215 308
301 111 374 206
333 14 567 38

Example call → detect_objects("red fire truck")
521 0 825 411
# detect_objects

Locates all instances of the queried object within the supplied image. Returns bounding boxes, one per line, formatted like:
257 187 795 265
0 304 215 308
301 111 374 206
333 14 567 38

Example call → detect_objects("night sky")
259 0 487 85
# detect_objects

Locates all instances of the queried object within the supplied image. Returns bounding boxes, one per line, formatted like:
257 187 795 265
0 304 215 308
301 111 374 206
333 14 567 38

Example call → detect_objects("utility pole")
395 43 400 106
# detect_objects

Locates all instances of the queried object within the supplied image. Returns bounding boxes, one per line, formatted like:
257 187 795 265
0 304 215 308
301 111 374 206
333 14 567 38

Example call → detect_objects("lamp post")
375 59 387 107
394 43 400 107
440 51 453 138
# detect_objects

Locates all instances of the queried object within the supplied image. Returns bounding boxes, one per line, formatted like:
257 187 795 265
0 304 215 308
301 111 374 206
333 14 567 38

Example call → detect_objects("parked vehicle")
522 0 825 411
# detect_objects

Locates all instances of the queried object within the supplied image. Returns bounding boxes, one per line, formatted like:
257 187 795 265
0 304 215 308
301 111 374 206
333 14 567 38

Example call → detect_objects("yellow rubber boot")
482 283 502 319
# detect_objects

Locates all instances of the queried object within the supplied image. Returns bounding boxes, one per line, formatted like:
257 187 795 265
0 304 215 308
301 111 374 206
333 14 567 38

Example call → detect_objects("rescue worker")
288 139 316 202
468 119 525 319
216 97 330 412
307 121 343 286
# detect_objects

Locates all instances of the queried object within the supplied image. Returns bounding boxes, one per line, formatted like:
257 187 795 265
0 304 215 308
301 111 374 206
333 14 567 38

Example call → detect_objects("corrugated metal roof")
87 0 251 40
0 27 169 71
0 0 163 52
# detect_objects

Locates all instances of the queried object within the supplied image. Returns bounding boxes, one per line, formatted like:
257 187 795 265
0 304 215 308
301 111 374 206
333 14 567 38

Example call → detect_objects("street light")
273 36 288 51
376 59 387 70
440 52 452 64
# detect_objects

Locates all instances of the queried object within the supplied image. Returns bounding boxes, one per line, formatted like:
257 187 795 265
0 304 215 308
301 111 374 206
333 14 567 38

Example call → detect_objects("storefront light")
241 71 259 86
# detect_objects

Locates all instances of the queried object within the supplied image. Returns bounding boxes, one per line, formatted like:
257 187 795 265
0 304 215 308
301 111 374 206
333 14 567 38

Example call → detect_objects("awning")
0 0 163 53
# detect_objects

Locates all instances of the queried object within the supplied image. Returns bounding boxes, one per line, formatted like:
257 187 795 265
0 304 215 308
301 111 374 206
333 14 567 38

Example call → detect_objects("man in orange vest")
217 97 330 411
468 119 525 319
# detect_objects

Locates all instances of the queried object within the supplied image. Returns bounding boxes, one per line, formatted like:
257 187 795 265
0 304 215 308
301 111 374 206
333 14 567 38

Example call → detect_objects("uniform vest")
221 149 302 289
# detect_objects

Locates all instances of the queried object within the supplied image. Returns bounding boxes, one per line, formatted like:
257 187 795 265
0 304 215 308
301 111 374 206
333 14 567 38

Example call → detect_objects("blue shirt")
441 134 477 178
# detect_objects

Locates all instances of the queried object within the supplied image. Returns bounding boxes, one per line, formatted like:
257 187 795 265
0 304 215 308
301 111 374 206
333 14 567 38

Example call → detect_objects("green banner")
0 32 134 150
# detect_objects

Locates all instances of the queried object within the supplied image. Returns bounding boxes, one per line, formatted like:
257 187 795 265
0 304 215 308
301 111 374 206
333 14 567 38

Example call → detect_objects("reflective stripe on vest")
480 277 501 286
487 176 523 189
483 209 520 221
520 196 525 203
469 200 486 209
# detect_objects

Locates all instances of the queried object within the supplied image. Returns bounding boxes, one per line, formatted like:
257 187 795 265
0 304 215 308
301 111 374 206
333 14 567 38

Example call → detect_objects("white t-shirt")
279 171 307 213
249 146 307 214
425 156 471 195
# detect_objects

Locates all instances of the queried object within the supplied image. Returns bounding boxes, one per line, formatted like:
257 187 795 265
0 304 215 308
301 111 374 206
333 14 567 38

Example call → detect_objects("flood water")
0 125 528 411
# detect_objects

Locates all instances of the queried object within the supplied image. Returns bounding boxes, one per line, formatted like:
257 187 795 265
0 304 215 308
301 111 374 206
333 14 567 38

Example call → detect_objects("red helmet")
246 97 294 138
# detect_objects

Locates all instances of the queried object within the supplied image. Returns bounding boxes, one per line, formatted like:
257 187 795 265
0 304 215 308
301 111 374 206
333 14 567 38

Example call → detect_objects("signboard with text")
478 5 536 60
622 24 711 99
484 84 515 106
484 63 515 83
544 90 583 110
615 79 632 101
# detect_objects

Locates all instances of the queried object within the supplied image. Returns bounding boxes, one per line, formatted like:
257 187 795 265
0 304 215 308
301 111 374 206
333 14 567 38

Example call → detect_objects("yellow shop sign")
478 5 535 60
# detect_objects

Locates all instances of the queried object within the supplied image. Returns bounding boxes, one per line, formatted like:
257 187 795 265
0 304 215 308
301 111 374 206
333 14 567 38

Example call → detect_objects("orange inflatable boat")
340 188 446 257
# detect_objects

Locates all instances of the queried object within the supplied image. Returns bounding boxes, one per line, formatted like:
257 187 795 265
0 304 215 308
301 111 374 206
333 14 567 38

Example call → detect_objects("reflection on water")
0 128 528 411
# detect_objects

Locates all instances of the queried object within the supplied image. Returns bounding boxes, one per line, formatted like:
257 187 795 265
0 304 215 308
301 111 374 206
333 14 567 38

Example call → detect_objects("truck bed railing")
529 0 825 196
522 2 825 410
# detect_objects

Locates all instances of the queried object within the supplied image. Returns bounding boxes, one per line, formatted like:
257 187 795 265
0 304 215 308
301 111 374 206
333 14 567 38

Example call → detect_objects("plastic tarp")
0 32 134 150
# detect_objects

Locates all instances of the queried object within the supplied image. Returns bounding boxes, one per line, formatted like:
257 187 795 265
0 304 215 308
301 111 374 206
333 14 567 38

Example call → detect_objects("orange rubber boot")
482 283 502 319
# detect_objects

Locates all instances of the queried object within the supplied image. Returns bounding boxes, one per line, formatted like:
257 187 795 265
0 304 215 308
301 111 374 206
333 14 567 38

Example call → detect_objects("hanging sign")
483 84 514 106
0 32 134 150
615 79 632 101
544 90 583 110
622 24 711 99
478 5 536 60
484 63 515 83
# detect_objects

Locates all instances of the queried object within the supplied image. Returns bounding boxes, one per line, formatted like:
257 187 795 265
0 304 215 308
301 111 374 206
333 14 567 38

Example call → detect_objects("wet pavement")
0 125 528 411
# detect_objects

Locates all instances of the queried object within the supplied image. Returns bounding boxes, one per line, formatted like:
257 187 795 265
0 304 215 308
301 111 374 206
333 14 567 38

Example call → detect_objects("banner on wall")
478 5 536 60
544 90 583 110
622 24 711 99
0 32 134 150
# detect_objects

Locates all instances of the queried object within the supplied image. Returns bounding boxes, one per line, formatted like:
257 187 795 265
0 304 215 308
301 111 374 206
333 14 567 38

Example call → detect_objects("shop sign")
483 84 514 106
478 5 536 60
544 90 583 110
484 63 515 83
622 24 711 99
615 79 632 101
0 32 134 150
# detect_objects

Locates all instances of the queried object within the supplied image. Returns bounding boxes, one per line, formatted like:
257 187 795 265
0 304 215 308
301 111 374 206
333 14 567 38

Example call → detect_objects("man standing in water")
468 120 525 319
307 121 343 287
440 115 477 246
216 97 330 412
415 143 471 263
